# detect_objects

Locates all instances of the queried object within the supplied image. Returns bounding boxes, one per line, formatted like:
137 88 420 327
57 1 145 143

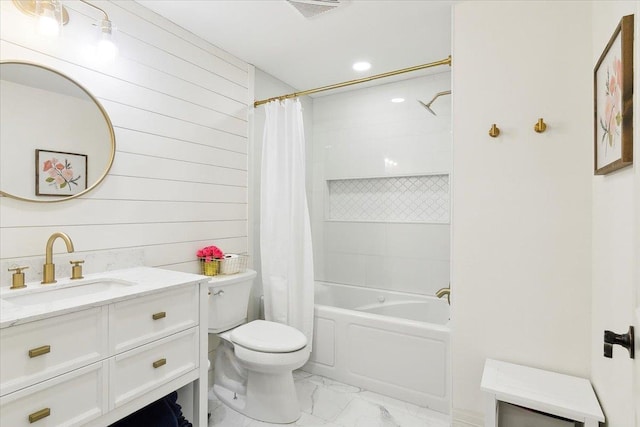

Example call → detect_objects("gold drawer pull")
28 345 51 358
28 407 50 423
152 312 166 320
153 358 166 369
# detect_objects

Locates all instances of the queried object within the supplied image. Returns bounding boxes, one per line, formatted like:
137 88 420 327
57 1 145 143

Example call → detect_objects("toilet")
207 269 310 424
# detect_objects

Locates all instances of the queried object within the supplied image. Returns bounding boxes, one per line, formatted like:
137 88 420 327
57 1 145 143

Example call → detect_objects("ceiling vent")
286 0 343 19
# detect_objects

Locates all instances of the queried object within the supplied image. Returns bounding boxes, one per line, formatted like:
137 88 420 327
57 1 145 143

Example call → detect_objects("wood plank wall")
0 1 250 274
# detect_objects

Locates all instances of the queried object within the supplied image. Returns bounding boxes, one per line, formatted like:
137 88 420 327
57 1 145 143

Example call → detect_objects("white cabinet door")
0 306 107 396
109 285 199 353
0 361 107 427
110 326 199 408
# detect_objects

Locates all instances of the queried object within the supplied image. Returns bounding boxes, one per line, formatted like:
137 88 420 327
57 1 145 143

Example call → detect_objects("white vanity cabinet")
0 268 209 427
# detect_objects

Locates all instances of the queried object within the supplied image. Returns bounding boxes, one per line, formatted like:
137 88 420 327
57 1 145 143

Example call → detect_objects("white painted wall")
451 2 593 423
312 73 451 296
590 2 639 426
0 1 250 283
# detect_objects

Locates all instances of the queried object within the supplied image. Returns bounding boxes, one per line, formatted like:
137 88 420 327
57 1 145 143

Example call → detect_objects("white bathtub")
303 281 450 414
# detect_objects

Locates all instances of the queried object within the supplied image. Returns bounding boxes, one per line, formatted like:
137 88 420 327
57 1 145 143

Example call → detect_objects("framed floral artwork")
594 14 634 175
35 149 88 196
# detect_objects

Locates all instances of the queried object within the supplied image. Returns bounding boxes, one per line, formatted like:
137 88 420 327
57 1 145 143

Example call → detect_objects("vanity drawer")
0 361 107 427
0 306 108 396
110 327 198 408
109 285 198 353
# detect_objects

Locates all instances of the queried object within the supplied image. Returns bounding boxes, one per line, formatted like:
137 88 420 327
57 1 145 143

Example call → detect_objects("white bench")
481 359 604 427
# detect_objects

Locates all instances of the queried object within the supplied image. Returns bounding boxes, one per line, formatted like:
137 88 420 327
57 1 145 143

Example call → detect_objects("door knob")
603 326 634 359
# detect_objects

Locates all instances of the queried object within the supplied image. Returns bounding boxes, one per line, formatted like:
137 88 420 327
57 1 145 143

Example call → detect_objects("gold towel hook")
534 118 547 133
488 124 500 138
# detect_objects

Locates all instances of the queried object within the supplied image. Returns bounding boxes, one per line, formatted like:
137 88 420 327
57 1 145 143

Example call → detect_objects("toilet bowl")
208 270 310 424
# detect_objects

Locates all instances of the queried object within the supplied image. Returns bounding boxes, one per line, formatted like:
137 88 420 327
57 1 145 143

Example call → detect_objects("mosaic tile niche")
328 175 450 223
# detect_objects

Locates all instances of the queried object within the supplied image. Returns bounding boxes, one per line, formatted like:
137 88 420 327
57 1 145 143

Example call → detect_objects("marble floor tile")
208 370 451 427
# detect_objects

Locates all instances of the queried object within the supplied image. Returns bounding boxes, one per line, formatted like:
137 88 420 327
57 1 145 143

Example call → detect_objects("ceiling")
136 0 454 95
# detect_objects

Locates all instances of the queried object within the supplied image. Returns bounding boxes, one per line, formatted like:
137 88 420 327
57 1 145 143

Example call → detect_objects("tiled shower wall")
311 72 451 296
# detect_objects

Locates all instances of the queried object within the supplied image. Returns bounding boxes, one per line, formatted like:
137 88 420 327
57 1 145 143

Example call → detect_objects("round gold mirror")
0 61 115 202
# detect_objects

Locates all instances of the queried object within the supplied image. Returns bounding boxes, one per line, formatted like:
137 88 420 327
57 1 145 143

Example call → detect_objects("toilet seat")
230 320 307 353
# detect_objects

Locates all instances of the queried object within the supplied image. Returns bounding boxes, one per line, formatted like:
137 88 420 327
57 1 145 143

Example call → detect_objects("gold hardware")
534 118 547 133
8 266 29 289
488 124 500 138
42 232 74 284
254 55 452 107
70 260 84 280
153 358 166 369
28 345 51 358
28 407 51 423
152 312 166 320
435 287 451 305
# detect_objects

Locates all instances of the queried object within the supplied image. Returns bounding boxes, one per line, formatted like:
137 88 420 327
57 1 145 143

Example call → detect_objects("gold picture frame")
594 14 634 175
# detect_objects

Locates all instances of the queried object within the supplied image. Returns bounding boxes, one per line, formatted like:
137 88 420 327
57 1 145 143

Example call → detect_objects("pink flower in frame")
599 55 622 150
42 155 82 192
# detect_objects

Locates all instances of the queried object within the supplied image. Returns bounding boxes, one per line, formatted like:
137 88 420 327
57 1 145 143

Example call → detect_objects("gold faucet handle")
8 266 29 289
70 260 84 280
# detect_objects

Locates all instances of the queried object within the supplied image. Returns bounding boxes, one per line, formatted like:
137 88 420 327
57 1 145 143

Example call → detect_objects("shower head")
417 90 451 116
418 99 437 116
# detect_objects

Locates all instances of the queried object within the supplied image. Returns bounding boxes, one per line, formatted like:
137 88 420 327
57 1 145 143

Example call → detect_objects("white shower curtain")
260 99 314 349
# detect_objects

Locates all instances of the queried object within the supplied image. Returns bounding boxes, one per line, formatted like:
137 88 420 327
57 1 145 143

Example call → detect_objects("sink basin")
2 278 135 306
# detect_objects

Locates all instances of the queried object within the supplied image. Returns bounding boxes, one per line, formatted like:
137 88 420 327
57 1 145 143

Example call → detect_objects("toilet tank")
207 269 257 333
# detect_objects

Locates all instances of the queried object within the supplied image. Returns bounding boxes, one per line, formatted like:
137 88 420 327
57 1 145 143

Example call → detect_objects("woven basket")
199 254 248 276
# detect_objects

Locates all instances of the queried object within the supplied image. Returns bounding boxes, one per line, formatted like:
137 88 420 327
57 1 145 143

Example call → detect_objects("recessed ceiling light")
352 61 371 72
391 98 405 103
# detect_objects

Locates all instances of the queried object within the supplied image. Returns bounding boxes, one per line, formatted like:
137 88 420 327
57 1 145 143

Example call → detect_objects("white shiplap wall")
0 0 250 279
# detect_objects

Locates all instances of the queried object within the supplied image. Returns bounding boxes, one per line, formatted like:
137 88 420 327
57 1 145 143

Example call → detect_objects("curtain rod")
253 55 451 107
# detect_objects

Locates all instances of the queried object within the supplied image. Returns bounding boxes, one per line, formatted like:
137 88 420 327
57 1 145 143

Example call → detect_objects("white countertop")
0 267 209 329
481 359 604 423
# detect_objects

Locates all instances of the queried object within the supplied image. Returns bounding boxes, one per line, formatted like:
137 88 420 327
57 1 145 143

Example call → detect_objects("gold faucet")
435 286 450 305
42 232 75 284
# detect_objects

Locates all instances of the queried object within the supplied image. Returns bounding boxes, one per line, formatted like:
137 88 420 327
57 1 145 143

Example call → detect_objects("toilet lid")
230 320 307 353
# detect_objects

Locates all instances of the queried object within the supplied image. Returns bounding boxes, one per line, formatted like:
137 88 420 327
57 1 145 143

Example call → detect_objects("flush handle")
604 326 634 359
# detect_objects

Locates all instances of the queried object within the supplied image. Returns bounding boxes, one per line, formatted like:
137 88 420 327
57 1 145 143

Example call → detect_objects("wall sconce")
12 0 68 37
12 0 118 60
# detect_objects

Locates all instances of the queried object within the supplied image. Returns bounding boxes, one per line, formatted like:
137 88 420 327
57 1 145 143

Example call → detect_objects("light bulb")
97 19 118 60
37 15 60 36
97 38 118 60
35 0 63 37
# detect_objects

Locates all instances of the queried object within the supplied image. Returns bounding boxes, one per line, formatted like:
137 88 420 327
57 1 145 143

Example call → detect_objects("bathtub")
303 281 450 414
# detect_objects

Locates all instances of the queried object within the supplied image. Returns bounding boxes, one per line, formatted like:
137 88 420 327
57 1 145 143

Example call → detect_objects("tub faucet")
435 286 450 305
42 232 75 284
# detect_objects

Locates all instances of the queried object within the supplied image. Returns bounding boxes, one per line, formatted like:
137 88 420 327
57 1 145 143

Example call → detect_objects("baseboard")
452 408 483 427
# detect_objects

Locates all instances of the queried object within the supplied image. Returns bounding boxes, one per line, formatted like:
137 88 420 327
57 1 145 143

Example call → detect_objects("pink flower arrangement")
197 245 224 261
